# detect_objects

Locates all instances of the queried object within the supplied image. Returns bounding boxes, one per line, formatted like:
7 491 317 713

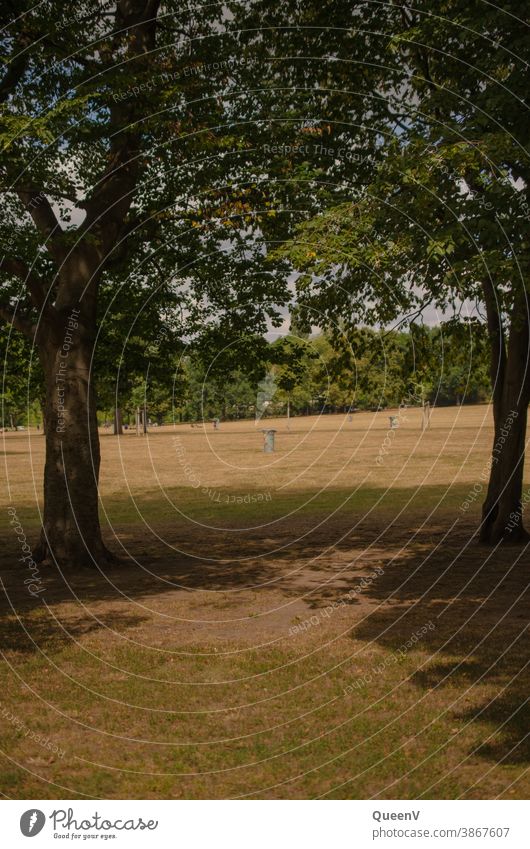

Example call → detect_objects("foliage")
144 324 492 425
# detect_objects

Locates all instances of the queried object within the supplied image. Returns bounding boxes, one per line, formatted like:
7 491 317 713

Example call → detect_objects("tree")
0 2 167 567
271 1 530 543
270 335 314 425
0 325 43 428
94 273 184 433
0 1 290 567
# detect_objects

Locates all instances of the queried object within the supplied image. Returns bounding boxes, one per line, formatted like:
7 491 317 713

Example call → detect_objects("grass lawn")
1 406 529 798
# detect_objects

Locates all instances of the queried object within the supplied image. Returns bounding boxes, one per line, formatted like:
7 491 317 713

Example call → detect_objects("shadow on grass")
1 482 528 767
0 609 149 655
350 530 530 768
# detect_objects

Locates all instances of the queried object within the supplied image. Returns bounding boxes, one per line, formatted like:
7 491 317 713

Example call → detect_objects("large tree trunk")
34 308 115 568
480 283 530 544
481 402 528 543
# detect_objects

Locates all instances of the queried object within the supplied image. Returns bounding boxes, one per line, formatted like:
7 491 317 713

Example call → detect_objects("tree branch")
16 189 65 256
81 1 161 257
396 0 440 106
0 186 81 206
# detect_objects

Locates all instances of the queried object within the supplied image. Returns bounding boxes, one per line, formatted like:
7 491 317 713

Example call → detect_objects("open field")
1 406 529 798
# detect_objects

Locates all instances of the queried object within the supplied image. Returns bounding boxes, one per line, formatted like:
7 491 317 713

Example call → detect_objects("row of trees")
1 1 528 564
2 324 492 427
176 323 492 422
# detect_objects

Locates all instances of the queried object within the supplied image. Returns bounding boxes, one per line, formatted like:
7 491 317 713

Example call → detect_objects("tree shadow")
350 526 530 768
1 486 528 771
0 608 149 655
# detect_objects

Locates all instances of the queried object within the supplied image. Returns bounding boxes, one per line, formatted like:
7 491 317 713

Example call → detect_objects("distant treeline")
137 323 491 424
1 323 491 428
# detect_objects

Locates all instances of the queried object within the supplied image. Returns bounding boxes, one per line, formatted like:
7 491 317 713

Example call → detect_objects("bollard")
389 415 399 429
261 428 277 453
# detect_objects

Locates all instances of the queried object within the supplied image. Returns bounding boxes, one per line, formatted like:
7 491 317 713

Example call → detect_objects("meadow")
1 406 529 798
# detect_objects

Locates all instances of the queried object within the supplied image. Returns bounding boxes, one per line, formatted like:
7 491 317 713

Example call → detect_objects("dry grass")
1 406 529 799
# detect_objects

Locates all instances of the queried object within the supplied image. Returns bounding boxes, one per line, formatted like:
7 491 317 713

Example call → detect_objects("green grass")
1 411 528 799
0 624 508 799
1 545 528 800
8 482 483 531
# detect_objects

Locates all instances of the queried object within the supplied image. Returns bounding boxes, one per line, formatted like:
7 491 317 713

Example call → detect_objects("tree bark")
113 406 123 435
39 396 46 434
34 308 115 568
480 283 530 544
